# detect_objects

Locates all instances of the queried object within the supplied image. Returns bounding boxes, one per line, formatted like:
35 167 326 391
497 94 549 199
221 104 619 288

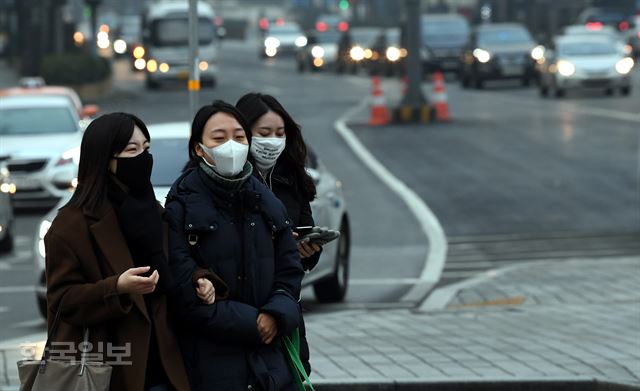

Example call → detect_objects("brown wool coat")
44 202 191 391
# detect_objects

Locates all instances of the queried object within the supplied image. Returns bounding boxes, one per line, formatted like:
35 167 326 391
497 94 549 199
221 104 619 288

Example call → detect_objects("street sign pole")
401 0 426 107
188 0 200 118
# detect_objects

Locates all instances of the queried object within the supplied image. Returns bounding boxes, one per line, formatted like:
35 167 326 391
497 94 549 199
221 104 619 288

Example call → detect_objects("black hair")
183 100 253 172
66 112 150 212
236 92 317 202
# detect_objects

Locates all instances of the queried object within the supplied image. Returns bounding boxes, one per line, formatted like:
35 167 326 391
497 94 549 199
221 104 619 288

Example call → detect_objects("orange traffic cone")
369 76 390 126
432 71 451 122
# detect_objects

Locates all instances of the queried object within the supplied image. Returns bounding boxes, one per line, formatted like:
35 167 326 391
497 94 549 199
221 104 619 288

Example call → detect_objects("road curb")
333 98 448 305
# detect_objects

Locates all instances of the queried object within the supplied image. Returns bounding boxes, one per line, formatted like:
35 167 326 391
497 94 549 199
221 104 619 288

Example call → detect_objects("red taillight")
276 18 285 26
586 22 603 31
338 21 349 32
259 18 269 30
619 21 630 31
214 16 223 26
316 21 328 32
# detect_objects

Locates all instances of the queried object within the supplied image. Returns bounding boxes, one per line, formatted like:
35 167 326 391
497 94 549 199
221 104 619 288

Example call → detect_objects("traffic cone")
432 71 451 122
369 76 390 126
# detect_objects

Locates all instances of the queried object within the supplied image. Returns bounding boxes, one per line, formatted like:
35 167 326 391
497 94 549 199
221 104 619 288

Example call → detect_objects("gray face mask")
250 137 286 172
200 140 249 177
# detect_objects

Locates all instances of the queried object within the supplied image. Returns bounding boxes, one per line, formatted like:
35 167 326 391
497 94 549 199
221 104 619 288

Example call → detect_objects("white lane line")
334 98 448 303
0 286 36 294
572 105 640 123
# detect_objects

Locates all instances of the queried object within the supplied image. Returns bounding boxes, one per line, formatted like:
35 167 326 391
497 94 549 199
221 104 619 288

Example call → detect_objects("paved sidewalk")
1 257 638 390
304 257 640 388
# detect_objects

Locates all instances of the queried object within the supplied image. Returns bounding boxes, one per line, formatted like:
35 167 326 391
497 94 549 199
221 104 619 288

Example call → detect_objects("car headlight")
386 46 401 62
113 39 127 54
132 46 145 59
472 48 491 63
38 220 52 259
0 182 16 194
295 36 308 47
311 45 325 59
557 60 575 76
56 146 80 166
264 37 280 48
615 57 634 75
350 45 365 61
531 45 545 61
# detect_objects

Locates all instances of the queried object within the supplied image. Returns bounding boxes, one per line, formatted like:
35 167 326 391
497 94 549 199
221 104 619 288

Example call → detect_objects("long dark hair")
67 113 150 212
235 93 316 202
183 100 253 172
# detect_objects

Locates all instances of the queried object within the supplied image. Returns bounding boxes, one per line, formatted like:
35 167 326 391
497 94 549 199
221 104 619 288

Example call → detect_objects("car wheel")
554 88 565 98
313 216 350 303
474 76 484 89
540 84 548 97
37 295 47 318
521 77 531 87
461 73 470 88
0 230 13 254
146 78 159 90
621 86 631 96
297 59 304 73
605 88 614 96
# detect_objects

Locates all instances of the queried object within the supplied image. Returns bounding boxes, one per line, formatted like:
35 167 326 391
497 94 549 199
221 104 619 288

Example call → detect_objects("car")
0 84 99 120
262 22 307 58
364 27 407 76
335 27 381 74
296 29 342 72
561 24 632 56
538 35 634 98
315 14 350 34
0 95 83 208
460 23 538 89
33 122 351 317
0 159 15 254
420 13 471 74
577 7 634 33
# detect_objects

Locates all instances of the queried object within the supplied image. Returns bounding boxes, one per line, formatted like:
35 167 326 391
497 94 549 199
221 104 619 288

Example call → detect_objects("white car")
0 160 15 253
34 122 351 317
0 95 83 207
539 35 634 97
262 22 307 58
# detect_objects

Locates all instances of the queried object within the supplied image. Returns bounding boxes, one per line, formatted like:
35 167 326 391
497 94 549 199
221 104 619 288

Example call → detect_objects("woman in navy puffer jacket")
164 101 304 391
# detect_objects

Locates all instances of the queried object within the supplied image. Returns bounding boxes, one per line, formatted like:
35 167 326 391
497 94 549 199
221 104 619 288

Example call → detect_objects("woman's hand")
116 266 159 295
292 232 322 259
257 313 278 344
196 278 215 304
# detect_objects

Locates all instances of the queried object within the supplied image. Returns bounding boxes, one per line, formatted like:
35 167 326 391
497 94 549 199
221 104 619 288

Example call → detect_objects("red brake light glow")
316 21 328 32
259 18 269 30
338 21 349 32
585 22 603 31
276 18 285 26
618 21 629 31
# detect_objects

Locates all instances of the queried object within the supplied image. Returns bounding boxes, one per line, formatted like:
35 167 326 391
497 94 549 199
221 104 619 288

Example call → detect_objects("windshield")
0 107 77 135
422 19 470 41
150 17 215 46
351 31 378 45
316 31 341 43
269 25 302 35
558 41 618 56
150 138 187 186
478 28 533 46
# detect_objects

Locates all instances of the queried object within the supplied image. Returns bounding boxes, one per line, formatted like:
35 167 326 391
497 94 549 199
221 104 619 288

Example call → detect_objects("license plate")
12 176 40 190
177 70 189 80
502 65 523 76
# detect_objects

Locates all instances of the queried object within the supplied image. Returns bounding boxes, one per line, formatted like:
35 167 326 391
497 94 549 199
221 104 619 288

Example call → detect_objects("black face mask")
114 149 153 195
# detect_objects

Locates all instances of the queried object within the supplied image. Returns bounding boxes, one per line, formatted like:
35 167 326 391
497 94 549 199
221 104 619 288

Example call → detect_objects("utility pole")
188 0 200 118
86 0 101 57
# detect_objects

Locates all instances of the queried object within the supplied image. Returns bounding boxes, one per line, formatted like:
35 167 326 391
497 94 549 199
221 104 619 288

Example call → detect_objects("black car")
296 30 342 72
577 7 634 33
460 23 537 89
421 13 471 74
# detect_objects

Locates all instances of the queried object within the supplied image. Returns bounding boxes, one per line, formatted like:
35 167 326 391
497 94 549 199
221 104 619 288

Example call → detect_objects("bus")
142 1 219 89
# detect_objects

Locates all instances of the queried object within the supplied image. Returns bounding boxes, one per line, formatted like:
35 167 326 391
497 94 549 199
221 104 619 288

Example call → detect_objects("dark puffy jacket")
164 167 304 391
254 163 319 375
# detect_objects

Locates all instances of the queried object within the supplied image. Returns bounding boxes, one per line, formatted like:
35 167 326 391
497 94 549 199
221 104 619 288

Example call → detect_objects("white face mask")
200 140 249 177
250 137 286 172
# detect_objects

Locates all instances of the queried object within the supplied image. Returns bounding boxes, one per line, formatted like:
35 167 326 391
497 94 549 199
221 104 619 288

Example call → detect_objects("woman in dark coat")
236 92 321 375
44 113 197 391
164 101 304 391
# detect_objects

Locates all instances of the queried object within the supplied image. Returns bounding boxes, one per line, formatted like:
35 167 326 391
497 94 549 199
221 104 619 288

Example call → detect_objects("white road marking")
11 319 45 329
0 286 36 294
334 98 448 304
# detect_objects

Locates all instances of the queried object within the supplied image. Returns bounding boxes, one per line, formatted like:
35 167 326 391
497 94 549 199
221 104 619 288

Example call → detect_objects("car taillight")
316 21 328 32
618 21 629 31
259 18 269 30
276 18 285 26
586 22 603 31
338 21 349 32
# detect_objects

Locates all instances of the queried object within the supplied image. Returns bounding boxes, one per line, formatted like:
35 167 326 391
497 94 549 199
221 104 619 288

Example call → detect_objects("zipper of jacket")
237 193 247 301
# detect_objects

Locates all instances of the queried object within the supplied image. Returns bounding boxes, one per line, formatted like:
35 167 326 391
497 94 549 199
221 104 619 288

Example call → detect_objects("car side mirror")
82 105 99 118
306 168 321 186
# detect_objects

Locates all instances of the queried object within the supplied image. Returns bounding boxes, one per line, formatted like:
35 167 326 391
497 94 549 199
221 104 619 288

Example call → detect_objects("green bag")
283 328 314 391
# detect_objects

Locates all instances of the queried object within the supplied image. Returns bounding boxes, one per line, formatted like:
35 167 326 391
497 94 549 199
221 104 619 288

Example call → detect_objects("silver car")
34 122 351 316
0 95 83 208
0 160 15 253
539 35 634 97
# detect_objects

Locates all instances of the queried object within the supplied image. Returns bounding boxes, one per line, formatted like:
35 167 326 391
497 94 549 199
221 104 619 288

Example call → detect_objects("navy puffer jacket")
164 167 304 391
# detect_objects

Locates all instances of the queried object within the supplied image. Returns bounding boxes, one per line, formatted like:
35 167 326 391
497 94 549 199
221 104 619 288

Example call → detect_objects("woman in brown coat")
44 113 213 391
